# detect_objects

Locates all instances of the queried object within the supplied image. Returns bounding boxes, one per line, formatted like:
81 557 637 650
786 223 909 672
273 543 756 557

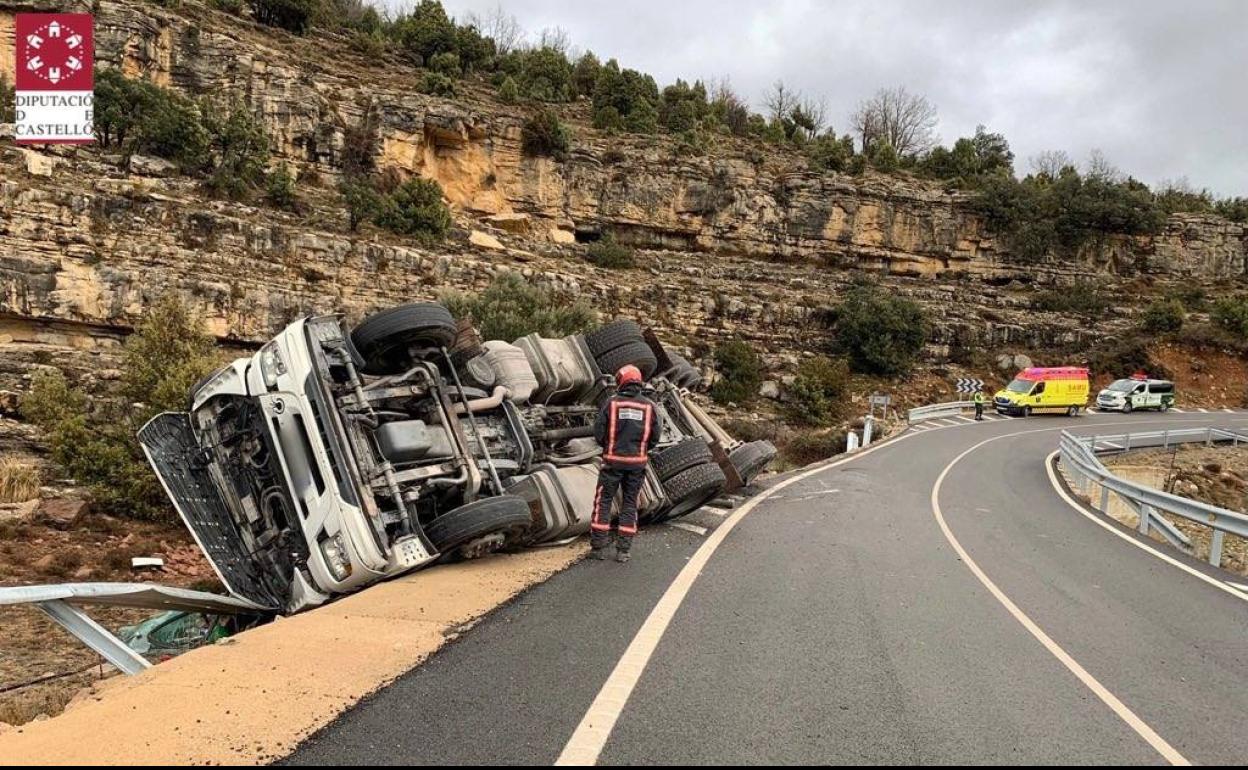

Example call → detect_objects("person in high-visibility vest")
974 389 985 420
590 365 662 563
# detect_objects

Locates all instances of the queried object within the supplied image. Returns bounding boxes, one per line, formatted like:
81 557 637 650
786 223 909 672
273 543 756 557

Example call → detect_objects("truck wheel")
729 440 778 485
596 341 659 379
424 496 533 554
651 438 713 481
658 462 726 522
351 302 457 375
585 319 645 357
1023 406 1032 417
1066 406 1078 417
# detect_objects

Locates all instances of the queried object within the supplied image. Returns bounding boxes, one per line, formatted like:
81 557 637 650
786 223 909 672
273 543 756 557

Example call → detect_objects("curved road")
288 410 1248 765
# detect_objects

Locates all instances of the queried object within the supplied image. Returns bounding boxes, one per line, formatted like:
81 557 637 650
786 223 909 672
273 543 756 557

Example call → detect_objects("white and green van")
1095 377 1176 413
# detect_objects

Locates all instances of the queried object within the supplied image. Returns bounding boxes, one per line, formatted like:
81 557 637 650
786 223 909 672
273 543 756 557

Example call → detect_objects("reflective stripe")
603 453 647 465
604 399 653 464
590 522 613 531
618 525 637 535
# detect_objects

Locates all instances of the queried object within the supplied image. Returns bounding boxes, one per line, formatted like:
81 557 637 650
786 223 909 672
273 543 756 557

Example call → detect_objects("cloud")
391 0 1246 195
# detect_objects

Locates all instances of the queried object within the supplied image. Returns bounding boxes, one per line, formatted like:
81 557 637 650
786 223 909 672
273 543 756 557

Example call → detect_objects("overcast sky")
390 1 1246 196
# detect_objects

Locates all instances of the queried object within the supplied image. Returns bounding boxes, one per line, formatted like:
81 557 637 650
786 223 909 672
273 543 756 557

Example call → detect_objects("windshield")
1006 378 1034 393
1107 379 1136 393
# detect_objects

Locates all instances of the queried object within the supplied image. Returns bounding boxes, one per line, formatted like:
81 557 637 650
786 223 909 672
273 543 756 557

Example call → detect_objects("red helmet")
615 365 643 387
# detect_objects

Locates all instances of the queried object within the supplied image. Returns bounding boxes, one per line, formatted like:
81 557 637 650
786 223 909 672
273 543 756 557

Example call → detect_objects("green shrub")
250 0 314 33
1088 337 1172 380
521 108 570 159
1164 284 1207 312
1140 299 1184 333
918 126 1014 184
418 71 457 97
1212 296 1248 337
441 272 597 342
780 429 846 466
428 51 460 76
517 46 574 102
585 237 635 269
498 76 520 105
339 176 382 231
266 164 297 210
341 106 380 179
785 356 850 426
209 0 243 13
22 296 218 521
869 142 900 172
1214 197 1248 223
592 59 660 134
623 98 658 134
572 52 602 98
373 177 451 241
592 106 623 132
93 69 210 170
709 340 762 405
806 131 856 172
201 101 271 200
391 0 457 63
1032 282 1111 321
828 282 928 376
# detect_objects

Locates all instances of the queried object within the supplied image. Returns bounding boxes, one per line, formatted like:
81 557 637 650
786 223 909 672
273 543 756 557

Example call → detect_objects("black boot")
590 547 609 561
615 549 630 563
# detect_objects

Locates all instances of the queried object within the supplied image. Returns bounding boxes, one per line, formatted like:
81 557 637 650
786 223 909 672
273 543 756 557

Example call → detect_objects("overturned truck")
138 304 776 612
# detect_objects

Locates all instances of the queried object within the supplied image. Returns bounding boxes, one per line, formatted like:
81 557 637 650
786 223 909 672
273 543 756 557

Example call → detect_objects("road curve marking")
554 432 910 765
668 521 709 536
1044 450 1248 604
933 434 1190 766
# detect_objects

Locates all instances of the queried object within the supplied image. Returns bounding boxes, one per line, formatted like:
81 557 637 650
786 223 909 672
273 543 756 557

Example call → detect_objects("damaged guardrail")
1058 427 1248 568
907 401 975 423
0 583 267 675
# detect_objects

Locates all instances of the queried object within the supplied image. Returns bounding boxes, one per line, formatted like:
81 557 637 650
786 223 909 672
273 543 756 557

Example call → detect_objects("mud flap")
138 413 284 610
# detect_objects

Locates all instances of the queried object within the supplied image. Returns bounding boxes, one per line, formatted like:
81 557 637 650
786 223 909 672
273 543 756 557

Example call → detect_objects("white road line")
697 505 730 518
554 433 908 766
934 438 1190 766
955 416 976 424
1171 408 1185 413
668 521 709 536
1227 581 1248 593
937 419 961 427
1198 408 1209 413
1225 408 1237 414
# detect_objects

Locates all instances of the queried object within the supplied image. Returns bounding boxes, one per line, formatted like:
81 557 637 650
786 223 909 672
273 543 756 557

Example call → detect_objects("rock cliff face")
1 0 1245 417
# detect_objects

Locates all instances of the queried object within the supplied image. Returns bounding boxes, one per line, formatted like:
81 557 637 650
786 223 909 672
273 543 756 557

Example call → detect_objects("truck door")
1032 381 1046 407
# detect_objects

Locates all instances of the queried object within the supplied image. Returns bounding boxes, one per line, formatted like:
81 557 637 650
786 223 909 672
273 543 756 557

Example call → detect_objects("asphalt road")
287 409 1248 765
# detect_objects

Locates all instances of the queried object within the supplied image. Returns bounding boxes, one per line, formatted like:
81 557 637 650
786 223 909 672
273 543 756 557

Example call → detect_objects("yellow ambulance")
993 366 1090 417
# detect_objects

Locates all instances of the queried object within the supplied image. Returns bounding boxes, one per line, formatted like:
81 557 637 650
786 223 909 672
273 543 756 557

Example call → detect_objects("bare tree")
1084 149 1122 182
1028 149 1074 179
851 86 938 156
794 95 827 137
537 26 571 54
464 4 526 55
763 80 800 124
709 77 750 135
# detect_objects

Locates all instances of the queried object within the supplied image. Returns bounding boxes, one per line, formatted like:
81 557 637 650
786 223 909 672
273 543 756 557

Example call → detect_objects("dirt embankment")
1105 445 1248 573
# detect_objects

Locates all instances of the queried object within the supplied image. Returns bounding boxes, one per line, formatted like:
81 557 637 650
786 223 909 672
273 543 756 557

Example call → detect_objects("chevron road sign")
955 378 984 393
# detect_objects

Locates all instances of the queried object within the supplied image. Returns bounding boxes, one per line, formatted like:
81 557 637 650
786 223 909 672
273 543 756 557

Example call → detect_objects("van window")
1032 382 1046 395
1134 383 1145 394
1152 382 1174 394
1108 380 1135 392
1006 378 1033 393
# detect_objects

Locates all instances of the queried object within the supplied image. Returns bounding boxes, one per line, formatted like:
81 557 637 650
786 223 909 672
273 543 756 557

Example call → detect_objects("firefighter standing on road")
591 365 662 563
974 389 985 420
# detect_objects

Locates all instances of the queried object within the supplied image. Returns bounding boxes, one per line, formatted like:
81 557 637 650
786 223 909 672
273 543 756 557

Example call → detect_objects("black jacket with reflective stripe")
594 384 662 467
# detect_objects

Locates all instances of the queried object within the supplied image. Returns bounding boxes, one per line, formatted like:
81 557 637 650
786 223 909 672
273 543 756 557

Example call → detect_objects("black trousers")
975 402 984 419
591 465 645 551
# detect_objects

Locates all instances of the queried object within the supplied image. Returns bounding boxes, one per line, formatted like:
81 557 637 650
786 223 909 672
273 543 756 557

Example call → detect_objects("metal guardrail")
0 583 266 675
1058 427 1248 569
908 401 975 423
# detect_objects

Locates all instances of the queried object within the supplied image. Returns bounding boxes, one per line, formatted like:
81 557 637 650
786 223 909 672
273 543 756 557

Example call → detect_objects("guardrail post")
1209 530 1225 567
37 599 151 675
863 416 874 447
1137 504 1150 536
1206 429 1214 448
1099 485 1110 513
1163 430 1169 449
1125 433 1132 452
846 432 859 452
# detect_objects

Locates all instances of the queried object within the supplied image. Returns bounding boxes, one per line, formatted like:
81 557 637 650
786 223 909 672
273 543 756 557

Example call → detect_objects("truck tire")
424 496 532 554
729 440 777 485
351 302 457 375
659 462 726 521
596 341 659 379
650 438 713 481
585 319 644 357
